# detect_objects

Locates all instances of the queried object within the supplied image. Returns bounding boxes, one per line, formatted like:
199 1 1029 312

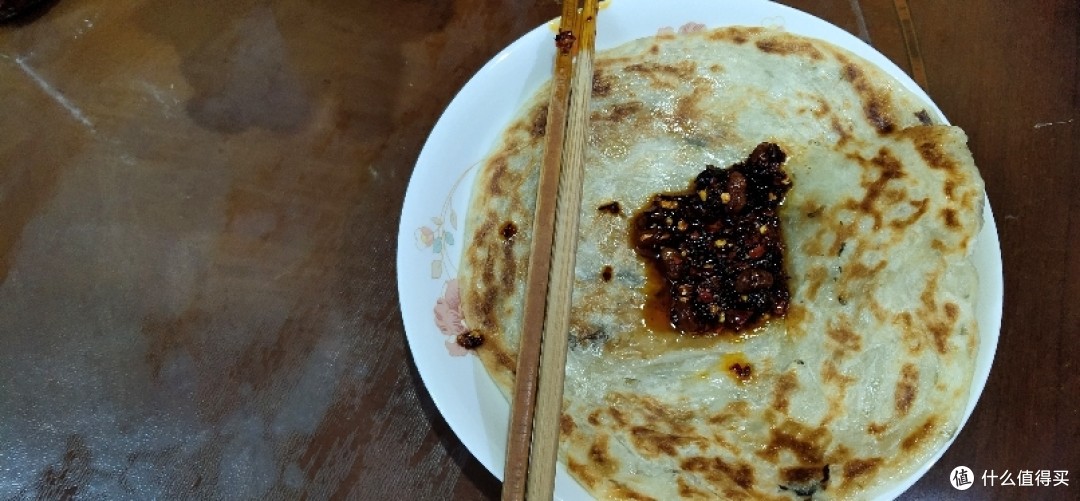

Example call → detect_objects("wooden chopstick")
525 1 599 499
501 3 578 498
892 0 929 90
502 1 599 500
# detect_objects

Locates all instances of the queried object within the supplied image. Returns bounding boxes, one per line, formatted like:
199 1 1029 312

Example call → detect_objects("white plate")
396 0 1003 499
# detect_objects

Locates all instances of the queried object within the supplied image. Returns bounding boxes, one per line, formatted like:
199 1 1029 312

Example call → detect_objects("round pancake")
459 26 984 500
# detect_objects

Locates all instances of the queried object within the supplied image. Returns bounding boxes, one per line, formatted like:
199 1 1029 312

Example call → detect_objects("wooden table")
1 0 1075 499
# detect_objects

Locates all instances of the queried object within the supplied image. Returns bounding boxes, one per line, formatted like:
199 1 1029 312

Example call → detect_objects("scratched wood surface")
0 0 1075 499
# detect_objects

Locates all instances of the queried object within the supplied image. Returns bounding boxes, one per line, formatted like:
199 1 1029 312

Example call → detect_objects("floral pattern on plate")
417 163 478 356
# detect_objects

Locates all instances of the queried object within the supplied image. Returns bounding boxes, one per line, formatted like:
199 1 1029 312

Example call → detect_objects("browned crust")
844 457 884 479
755 36 825 60
894 363 920 415
826 322 863 354
772 371 798 414
759 420 830 465
900 417 938 452
832 51 902 134
707 26 766 44
680 456 756 491
588 435 619 476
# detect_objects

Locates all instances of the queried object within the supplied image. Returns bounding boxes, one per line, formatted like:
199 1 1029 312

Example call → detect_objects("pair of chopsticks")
502 1 600 500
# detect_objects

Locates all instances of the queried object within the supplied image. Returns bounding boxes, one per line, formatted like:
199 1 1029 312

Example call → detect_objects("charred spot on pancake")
581 327 609 343
900 417 937 451
826 323 862 354
586 410 603 426
843 63 862 82
592 101 643 124
779 464 830 496
894 363 918 415
831 116 852 145
632 142 792 334
915 109 933 125
754 37 825 60
561 413 576 434
592 71 613 97
784 464 827 485
485 156 511 196
889 198 930 230
754 39 782 53
609 481 657 501
671 84 711 133
588 436 618 475
500 221 518 240
913 275 957 355
822 360 856 390
839 58 897 134
864 100 896 133
720 352 754 383
914 135 958 172
850 148 906 230
840 260 885 282
469 217 511 332
844 458 883 479
941 207 959 228
944 179 956 198
629 427 692 457
555 30 576 53
677 477 710 497
608 406 626 426
944 302 959 320
570 322 611 350
601 265 614 282
680 456 756 490
924 323 950 354
729 362 752 382
773 371 798 413
623 61 697 88
809 96 831 118
494 350 515 373
597 201 622 215
455 330 484 349
530 105 548 138
707 26 761 44
760 420 829 465
567 459 597 489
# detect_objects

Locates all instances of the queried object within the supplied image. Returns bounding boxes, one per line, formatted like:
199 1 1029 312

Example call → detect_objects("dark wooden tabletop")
0 0 1076 499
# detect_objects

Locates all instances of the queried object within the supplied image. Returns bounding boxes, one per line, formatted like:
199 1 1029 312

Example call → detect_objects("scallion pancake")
459 26 983 500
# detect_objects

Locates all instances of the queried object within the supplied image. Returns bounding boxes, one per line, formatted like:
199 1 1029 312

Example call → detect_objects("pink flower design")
678 22 706 34
657 22 706 37
417 226 435 247
434 279 469 356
